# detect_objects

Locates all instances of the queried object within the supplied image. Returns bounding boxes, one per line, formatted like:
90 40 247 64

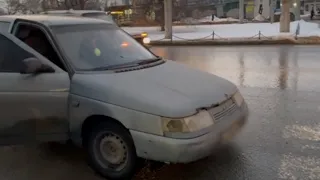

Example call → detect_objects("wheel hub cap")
99 134 127 167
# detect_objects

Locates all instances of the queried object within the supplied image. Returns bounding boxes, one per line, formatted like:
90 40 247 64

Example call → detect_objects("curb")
149 37 320 46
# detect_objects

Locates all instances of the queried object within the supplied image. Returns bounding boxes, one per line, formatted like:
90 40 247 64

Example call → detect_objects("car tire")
85 121 137 180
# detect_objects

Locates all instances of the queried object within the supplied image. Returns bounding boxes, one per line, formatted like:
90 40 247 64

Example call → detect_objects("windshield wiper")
91 57 162 71
135 57 162 65
91 62 139 71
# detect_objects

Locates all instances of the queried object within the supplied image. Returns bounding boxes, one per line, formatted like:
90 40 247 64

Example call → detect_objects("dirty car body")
40 10 150 46
0 15 248 179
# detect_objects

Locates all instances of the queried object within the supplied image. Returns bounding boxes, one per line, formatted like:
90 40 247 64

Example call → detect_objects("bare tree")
130 0 164 30
23 0 42 13
65 0 90 10
159 0 164 31
4 0 23 14
41 0 94 10
4 0 42 14
97 0 106 10
152 0 164 31
85 0 102 10
0 8 5 15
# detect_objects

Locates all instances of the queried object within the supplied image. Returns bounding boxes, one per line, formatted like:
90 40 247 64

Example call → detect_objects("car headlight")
162 111 213 136
233 91 244 106
143 37 150 44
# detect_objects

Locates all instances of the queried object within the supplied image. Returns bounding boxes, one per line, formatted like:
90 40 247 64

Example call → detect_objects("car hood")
71 60 238 117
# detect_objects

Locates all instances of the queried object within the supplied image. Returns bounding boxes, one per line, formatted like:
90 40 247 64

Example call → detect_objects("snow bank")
123 20 320 41
301 14 310 18
253 14 267 22
198 15 239 23
173 16 239 24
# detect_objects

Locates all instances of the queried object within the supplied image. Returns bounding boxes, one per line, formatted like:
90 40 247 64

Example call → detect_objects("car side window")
0 34 35 72
14 24 67 71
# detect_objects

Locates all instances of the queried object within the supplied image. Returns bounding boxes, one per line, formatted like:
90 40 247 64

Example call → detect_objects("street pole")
295 0 301 20
164 0 172 39
239 0 244 23
280 0 290 32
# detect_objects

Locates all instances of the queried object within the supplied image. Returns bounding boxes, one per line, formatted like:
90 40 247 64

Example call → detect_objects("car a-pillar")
81 115 139 180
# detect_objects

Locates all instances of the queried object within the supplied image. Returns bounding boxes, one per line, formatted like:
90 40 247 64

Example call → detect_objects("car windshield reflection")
51 23 157 71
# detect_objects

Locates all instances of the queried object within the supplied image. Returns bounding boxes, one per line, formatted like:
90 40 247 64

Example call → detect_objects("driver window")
15 24 67 71
0 34 34 72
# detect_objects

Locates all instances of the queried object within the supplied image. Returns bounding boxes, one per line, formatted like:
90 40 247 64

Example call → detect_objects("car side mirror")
20 57 55 74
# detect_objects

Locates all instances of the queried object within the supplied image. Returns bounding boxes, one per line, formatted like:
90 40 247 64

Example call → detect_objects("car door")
0 32 70 145
0 21 10 33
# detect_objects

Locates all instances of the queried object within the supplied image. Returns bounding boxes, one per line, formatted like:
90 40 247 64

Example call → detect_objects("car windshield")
51 23 157 71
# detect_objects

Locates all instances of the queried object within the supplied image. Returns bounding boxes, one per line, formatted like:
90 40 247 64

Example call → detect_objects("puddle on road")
151 46 320 92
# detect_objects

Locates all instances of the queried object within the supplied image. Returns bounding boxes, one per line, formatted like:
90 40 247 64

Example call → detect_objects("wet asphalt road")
1 45 320 180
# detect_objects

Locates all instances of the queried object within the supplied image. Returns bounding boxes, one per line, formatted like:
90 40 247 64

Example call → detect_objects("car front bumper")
130 102 249 163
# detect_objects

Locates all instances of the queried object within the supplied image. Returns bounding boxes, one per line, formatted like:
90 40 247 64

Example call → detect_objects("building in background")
253 0 304 21
103 0 314 25
105 0 133 25
179 0 257 19
303 0 320 15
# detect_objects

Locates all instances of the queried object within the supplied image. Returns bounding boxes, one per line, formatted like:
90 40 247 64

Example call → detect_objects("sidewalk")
123 20 320 45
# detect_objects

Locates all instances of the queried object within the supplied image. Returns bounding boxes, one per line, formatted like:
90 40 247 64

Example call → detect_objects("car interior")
14 24 66 71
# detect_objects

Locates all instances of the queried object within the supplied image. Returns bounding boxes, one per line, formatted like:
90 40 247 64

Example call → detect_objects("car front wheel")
85 121 137 180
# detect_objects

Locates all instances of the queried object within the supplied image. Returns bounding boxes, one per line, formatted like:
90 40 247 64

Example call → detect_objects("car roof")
42 10 107 16
0 14 111 26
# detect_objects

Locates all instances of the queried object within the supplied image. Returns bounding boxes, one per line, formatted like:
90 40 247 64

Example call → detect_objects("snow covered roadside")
123 20 320 41
197 15 239 23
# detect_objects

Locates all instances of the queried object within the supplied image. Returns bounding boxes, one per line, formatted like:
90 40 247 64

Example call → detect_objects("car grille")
208 98 237 122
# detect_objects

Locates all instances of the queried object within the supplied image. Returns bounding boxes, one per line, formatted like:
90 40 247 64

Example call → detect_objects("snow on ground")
301 14 311 18
197 15 239 23
123 20 320 41
253 14 267 22
173 16 239 24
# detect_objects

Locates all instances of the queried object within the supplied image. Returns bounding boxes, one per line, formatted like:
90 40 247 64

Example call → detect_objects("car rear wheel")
85 121 137 180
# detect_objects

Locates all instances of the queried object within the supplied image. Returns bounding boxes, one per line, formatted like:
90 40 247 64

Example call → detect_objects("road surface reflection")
152 45 320 92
